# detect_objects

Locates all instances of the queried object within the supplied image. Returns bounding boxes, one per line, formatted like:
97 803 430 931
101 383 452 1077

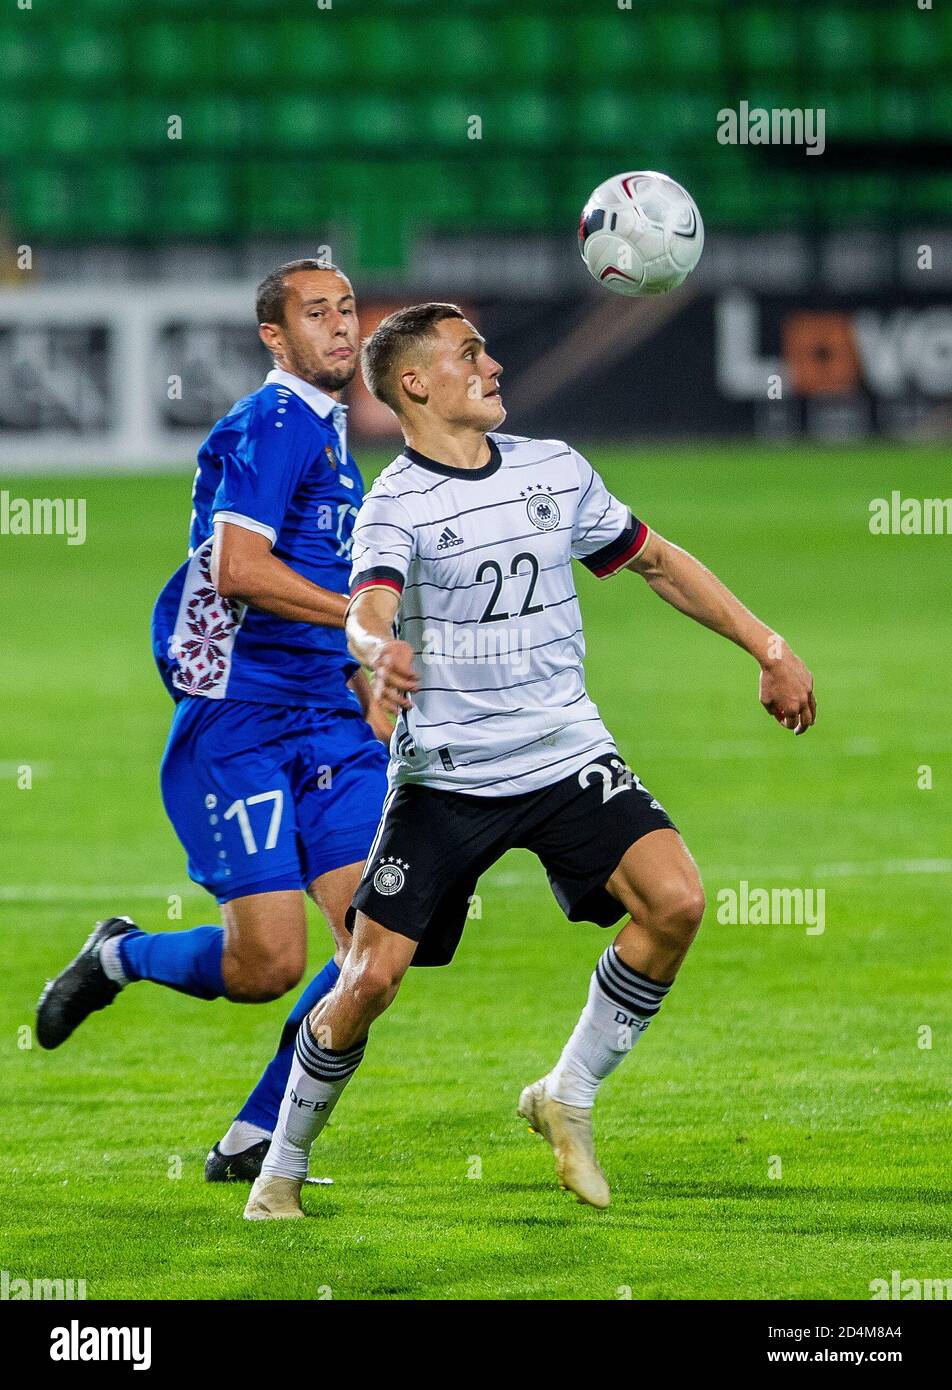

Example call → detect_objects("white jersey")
349 432 650 796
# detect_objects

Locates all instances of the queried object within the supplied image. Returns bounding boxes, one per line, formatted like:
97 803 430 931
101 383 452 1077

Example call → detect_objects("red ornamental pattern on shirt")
171 547 242 695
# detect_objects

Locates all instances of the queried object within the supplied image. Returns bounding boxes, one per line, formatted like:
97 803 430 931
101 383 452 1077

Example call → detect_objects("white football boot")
518 1077 611 1209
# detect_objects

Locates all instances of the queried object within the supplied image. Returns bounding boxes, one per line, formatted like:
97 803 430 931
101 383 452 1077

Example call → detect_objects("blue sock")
118 926 226 1001
236 957 341 1132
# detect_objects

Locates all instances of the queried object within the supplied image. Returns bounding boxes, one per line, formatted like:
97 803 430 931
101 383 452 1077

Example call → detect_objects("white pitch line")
2 858 950 907
0 884 204 903
492 858 952 890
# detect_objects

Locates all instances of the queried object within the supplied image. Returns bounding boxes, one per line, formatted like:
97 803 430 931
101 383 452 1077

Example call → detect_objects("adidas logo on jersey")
436 526 463 550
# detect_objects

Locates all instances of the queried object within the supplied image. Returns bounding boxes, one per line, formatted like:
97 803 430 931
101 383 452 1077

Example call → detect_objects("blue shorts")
160 698 389 904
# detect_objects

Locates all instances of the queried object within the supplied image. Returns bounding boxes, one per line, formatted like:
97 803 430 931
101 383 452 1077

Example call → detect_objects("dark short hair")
255 257 344 325
361 302 466 411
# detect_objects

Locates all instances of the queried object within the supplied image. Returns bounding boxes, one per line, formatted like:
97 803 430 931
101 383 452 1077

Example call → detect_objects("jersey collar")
403 436 501 480
265 367 346 422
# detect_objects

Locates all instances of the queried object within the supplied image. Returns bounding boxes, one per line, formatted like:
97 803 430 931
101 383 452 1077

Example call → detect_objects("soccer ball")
578 170 704 296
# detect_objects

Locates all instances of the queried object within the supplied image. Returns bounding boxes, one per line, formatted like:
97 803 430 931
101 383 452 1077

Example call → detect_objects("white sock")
546 945 672 1108
219 1119 270 1155
260 1020 366 1181
99 936 129 987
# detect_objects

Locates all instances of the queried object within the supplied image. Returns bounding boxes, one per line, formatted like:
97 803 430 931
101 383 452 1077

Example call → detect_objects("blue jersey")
152 368 364 709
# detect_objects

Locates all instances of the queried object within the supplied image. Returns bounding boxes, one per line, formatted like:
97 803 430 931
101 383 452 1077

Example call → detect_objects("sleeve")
570 448 651 578
348 486 416 603
211 396 317 547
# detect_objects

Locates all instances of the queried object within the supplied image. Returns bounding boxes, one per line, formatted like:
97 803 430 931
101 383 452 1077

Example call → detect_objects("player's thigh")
160 700 305 903
351 783 510 967
606 828 705 937
307 860 365 962
219 889 308 995
524 750 675 926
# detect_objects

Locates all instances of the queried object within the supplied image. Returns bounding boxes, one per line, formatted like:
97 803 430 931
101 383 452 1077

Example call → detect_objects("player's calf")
246 915 415 1216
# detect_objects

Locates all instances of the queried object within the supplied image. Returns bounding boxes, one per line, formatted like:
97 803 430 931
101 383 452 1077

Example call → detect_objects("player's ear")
399 365 427 406
258 322 283 356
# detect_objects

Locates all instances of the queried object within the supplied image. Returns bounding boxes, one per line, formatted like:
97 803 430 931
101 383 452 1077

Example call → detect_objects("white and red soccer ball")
578 170 704 296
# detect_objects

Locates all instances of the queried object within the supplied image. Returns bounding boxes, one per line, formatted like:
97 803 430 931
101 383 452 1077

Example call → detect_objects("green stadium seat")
347 18 422 81
38 98 126 157
209 23 276 87
497 15 567 80
731 9 800 72
653 90 720 146
155 162 233 237
0 99 33 158
876 87 923 142
239 162 326 237
569 92 637 153
276 19 354 84
125 97 185 153
0 23 48 86
921 84 952 138
417 94 483 149
572 16 644 76
481 91 564 150
342 95 412 149
133 21 211 90
180 95 262 152
55 23 125 87
480 157 554 228
909 174 952 219
417 18 493 82
805 8 874 72
8 166 79 240
410 158 480 229
880 12 940 74
85 165 152 238
266 94 341 153
820 87 876 142
647 12 722 75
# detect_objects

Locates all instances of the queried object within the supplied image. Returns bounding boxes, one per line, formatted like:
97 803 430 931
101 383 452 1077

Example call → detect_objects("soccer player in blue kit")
36 261 390 1181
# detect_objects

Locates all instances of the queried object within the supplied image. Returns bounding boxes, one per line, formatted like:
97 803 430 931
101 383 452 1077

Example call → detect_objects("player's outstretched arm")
345 588 419 717
212 521 347 626
626 532 816 735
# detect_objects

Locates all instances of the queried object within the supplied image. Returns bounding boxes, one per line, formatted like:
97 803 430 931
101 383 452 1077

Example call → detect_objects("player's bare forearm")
627 532 816 734
346 588 419 715
212 521 346 626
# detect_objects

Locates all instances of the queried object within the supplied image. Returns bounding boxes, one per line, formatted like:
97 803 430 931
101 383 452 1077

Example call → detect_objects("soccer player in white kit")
245 304 816 1219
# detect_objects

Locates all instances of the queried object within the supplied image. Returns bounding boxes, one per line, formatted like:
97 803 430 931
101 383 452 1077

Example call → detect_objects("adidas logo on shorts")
437 526 464 550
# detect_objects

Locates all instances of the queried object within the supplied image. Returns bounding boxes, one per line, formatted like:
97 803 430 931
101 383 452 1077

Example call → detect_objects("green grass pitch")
1 445 949 1300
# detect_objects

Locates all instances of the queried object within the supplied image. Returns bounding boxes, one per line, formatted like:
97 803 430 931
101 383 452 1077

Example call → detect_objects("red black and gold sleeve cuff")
581 514 650 578
349 565 405 600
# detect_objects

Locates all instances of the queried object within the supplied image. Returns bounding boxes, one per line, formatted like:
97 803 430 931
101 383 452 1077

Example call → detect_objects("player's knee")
652 880 705 949
349 954 403 1018
228 953 304 1003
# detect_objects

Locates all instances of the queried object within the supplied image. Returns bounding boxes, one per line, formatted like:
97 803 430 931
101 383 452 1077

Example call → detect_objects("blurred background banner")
1 0 950 465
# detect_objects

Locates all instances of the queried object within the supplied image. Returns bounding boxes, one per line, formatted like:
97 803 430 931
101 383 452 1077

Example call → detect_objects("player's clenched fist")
372 639 419 714
759 647 816 736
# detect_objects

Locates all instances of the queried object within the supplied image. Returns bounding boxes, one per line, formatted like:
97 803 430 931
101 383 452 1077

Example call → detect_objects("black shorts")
350 749 675 967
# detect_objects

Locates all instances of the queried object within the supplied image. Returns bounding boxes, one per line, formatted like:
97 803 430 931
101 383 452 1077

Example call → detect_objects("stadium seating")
0 0 943 264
